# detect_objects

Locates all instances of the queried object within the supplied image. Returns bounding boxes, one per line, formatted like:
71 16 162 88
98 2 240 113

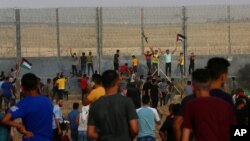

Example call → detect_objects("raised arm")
158 48 164 55
149 46 154 54
70 48 73 57
172 43 178 55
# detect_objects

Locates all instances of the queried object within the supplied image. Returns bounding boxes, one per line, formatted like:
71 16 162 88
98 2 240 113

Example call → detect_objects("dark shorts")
137 136 155 141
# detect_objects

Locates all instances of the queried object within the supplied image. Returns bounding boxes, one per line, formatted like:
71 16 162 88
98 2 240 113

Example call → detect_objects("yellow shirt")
180 56 184 65
152 54 159 63
56 78 66 90
132 58 139 66
87 86 105 103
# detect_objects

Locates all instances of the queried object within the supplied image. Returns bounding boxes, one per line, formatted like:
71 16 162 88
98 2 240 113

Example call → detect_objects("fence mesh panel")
0 8 16 58
20 8 57 57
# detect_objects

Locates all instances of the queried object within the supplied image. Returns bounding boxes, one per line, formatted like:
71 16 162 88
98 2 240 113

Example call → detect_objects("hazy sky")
1 0 250 8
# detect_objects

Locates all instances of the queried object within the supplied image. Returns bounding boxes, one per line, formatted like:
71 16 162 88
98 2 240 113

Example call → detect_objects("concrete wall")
0 55 249 91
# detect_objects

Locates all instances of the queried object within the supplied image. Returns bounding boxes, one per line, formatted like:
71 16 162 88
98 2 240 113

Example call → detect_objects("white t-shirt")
52 104 63 129
78 105 90 131
164 53 172 63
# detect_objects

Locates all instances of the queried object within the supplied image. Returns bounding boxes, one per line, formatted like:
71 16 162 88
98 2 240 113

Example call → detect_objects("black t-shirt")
236 107 248 125
114 53 119 64
143 82 152 97
190 56 195 65
150 84 159 99
81 55 87 65
176 94 196 116
160 116 176 141
127 87 141 109
88 94 138 141
210 89 235 110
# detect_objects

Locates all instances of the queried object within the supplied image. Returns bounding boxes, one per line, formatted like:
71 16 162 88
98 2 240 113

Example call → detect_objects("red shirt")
183 97 236 141
120 65 129 73
144 53 152 61
80 78 88 89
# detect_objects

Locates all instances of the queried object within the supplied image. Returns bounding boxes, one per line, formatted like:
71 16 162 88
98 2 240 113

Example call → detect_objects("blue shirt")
67 109 79 132
136 106 160 138
164 53 172 63
1 82 13 97
8 96 53 141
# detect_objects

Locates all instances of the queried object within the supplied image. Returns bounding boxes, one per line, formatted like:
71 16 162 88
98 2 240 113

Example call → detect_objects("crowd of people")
0 51 249 141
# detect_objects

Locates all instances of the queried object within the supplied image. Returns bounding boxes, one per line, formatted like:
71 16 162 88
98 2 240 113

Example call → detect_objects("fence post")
182 6 187 76
56 8 60 57
141 8 144 55
15 9 21 64
15 9 21 98
227 5 231 56
96 7 101 73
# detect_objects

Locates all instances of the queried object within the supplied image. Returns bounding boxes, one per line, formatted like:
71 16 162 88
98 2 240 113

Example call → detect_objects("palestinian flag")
176 34 186 42
20 58 32 70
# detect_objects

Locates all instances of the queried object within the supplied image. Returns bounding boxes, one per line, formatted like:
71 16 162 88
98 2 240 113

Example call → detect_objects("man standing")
80 52 87 75
56 74 66 100
182 69 236 141
67 103 80 141
52 73 60 101
52 99 64 141
148 77 162 108
159 45 177 76
87 52 94 76
188 52 195 75
87 70 138 141
132 55 139 73
178 52 184 77
206 57 235 108
82 74 105 106
149 47 160 75
114 50 120 72
144 51 152 73
70 48 79 77
137 95 161 141
1 73 53 141
80 74 88 99
1 77 13 109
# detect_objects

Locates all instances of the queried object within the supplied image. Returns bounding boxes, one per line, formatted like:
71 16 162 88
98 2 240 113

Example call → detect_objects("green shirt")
86 56 93 64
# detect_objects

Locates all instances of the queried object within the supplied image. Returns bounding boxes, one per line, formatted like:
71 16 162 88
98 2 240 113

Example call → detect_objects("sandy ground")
11 93 182 141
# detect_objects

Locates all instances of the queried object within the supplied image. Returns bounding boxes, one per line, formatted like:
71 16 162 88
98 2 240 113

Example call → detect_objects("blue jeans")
137 136 155 141
71 130 78 141
78 131 94 141
81 64 87 75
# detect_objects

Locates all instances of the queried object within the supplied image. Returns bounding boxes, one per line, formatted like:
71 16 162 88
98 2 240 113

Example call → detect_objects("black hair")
206 57 230 80
93 74 102 85
116 49 120 53
142 95 150 105
102 70 119 88
192 69 211 89
82 52 85 55
21 73 38 91
73 103 79 110
172 103 181 115
187 81 192 85
232 77 235 80
235 98 245 107
47 78 51 83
